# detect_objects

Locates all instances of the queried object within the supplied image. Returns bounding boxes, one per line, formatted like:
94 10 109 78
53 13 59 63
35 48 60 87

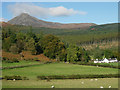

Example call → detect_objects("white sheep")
100 86 103 88
51 85 55 88
13 79 15 81
109 86 111 88
81 82 84 84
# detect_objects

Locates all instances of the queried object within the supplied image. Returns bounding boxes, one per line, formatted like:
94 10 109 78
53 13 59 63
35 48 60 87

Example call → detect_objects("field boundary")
71 62 120 69
1 63 42 70
2 74 119 80
1 61 53 70
37 74 119 80
1 62 120 70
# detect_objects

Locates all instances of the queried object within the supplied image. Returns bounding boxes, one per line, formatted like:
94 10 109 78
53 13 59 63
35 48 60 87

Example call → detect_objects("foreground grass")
2 78 118 88
2 60 41 68
2 63 118 79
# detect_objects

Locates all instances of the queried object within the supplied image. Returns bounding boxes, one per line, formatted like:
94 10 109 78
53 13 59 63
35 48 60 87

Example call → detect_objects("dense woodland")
2 23 120 62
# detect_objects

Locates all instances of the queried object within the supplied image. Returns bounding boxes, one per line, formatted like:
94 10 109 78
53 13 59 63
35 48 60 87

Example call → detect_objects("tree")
9 45 19 54
41 34 60 50
16 32 25 41
57 49 67 62
25 38 36 55
82 51 90 62
42 34 66 59
67 45 90 63
104 49 114 59
67 45 80 62
2 37 11 52
91 46 104 60
16 40 24 53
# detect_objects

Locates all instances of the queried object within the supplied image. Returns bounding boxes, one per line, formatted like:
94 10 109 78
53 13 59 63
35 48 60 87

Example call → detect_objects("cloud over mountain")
8 3 87 18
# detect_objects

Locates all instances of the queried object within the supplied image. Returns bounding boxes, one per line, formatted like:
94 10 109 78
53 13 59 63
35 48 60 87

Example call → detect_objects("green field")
97 62 119 67
2 63 118 79
2 78 118 88
2 60 41 68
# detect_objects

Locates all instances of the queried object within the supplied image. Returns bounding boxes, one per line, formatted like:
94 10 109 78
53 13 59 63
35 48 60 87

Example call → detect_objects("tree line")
2 29 92 63
2 27 119 62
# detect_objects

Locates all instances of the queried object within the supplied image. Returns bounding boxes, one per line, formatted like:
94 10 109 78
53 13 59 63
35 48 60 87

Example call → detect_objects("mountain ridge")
8 13 96 29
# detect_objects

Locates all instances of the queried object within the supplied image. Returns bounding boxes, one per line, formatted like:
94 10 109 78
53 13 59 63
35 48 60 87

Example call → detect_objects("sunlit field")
2 78 118 88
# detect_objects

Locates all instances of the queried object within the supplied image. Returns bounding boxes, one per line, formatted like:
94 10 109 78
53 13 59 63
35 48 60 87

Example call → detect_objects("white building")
94 58 118 63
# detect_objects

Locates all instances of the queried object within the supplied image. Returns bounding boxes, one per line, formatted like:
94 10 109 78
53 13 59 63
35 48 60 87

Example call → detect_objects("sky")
1 2 118 25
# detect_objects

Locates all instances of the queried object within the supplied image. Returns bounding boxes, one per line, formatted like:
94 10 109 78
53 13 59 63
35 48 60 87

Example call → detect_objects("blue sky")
2 2 118 25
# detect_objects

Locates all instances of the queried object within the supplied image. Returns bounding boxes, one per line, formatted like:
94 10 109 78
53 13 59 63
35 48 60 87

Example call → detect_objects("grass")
2 60 41 68
97 62 119 67
2 78 118 88
2 63 118 79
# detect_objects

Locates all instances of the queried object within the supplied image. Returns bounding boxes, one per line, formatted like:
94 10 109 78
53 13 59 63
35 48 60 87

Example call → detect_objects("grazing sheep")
51 85 55 88
13 79 15 81
109 86 111 88
100 86 103 88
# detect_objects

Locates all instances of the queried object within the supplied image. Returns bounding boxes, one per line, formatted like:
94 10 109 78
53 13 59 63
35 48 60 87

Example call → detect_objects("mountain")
8 13 96 29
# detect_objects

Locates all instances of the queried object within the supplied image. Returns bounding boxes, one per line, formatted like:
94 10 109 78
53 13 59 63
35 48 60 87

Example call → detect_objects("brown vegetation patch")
2 51 55 62
2 50 21 60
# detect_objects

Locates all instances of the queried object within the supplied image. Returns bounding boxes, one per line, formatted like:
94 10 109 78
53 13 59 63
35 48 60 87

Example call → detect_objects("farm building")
94 58 118 63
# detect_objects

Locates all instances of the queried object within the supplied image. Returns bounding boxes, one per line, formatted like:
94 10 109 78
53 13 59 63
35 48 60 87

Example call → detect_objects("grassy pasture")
2 60 41 68
97 62 119 67
2 63 118 79
2 78 118 88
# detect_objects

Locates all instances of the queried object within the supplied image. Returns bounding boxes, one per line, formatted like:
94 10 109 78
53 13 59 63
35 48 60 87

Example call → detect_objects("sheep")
81 82 84 84
13 79 15 81
109 86 111 88
51 85 55 88
100 86 103 88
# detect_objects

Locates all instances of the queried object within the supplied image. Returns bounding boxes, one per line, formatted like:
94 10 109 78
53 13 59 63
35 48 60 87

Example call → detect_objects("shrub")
4 75 22 80
46 77 51 82
9 45 19 54
2 57 13 63
11 58 19 63
33 57 38 61
44 61 52 64
2 57 8 61
23 77 29 80
3 57 19 63
4 76 29 80
37 74 119 80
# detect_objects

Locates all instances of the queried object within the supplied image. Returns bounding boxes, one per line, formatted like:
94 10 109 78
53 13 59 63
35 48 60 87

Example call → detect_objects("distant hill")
8 13 96 29
89 23 118 31
2 20 118 50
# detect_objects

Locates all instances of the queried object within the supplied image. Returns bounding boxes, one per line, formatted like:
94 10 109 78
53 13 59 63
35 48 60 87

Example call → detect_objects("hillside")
2 21 118 46
8 13 96 29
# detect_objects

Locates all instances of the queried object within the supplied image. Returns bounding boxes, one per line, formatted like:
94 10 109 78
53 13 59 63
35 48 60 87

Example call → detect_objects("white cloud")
49 6 78 16
8 3 87 18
